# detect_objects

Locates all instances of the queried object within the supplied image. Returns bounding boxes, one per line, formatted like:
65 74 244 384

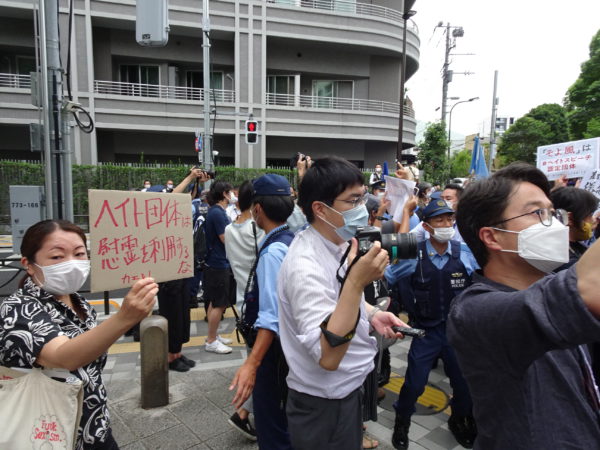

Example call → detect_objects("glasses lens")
554 209 568 224
539 208 552 226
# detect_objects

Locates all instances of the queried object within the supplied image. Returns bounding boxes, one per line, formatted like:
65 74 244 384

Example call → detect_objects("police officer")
229 174 296 450
385 199 478 449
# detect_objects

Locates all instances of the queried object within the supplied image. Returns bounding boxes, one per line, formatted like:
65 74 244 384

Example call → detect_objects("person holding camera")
229 174 296 449
385 200 478 449
277 156 407 449
448 162 600 448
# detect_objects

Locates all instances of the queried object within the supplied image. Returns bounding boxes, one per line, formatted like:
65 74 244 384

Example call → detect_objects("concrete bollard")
140 315 169 409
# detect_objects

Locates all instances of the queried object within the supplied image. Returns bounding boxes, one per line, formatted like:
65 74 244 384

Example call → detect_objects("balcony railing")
266 92 415 117
0 73 32 89
266 0 419 31
94 80 236 103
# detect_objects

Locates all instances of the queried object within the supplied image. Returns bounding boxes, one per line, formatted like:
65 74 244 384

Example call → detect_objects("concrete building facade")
0 0 419 168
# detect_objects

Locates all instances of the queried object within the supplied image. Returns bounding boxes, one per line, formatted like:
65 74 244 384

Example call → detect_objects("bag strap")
252 221 258 257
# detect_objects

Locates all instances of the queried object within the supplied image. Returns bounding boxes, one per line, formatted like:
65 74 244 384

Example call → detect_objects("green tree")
449 149 472 178
417 122 449 184
528 103 569 143
565 29 600 139
497 117 551 164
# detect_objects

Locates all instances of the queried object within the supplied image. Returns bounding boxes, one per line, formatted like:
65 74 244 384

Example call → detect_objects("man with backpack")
229 174 296 449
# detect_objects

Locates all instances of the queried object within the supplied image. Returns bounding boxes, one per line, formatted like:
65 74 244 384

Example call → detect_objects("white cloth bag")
0 366 83 450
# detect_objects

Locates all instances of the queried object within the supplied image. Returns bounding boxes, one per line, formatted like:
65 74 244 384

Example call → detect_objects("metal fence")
265 92 415 117
0 73 32 89
94 80 236 103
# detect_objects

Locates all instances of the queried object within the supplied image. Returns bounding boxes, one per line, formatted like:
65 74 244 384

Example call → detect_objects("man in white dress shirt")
277 156 407 449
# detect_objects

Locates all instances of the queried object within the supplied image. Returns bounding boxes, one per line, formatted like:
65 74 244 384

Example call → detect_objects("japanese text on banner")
89 190 193 292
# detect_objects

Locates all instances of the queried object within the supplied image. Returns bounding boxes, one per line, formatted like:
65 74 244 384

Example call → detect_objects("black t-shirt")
448 267 600 449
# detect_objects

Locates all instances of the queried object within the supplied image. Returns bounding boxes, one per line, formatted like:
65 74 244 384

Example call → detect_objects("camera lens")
381 232 417 263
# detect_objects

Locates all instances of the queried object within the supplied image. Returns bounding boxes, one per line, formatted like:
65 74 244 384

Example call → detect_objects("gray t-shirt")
448 266 600 449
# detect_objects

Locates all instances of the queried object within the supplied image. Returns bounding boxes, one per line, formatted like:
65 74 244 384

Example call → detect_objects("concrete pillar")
140 315 169 409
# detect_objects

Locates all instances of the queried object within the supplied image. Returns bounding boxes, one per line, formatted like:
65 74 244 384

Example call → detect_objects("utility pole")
438 23 466 125
39 0 73 221
396 9 416 161
201 0 214 176
488 70 499 171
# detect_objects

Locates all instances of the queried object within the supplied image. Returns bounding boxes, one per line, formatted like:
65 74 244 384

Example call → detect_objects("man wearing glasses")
277 156 407 449
448 162 600 449
386 200 478 449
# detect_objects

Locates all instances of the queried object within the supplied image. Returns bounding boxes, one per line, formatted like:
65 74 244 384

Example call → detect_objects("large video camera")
355 226 417 263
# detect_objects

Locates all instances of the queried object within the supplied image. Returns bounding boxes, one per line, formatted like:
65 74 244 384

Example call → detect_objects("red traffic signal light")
245 119 258 144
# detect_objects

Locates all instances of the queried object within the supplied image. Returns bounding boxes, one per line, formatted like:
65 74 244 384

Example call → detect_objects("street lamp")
397 9 417 161
447 96 479 160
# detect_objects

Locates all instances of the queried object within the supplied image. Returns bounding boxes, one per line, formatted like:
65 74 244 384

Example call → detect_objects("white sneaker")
217 335 232 345
205 339 232 354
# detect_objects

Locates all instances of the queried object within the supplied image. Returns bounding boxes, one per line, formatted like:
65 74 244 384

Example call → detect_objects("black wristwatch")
375 216 388 221
320 312 360 347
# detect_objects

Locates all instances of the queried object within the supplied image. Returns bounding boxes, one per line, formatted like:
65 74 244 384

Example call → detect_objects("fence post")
140 314 169 409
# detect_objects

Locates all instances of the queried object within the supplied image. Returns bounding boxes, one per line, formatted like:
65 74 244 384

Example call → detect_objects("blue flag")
469 136 489 179
383 161 389 176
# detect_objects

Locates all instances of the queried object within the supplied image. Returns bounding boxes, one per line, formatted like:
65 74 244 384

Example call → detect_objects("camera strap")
335 242 364 291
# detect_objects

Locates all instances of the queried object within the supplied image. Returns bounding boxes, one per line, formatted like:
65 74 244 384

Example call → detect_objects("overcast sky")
408 0 600 144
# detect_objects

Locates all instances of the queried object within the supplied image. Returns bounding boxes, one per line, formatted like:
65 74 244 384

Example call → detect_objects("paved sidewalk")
102 307 466 450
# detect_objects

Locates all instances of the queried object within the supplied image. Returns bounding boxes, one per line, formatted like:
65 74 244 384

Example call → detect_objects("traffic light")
245 119 258 145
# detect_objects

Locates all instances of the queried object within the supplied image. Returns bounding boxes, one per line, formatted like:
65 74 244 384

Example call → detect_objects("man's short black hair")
456 162 550 268
550 187 598 228
444 183 464 197
207 181 232 206
237 180 254 212
298 156 364 223
254 195 295 224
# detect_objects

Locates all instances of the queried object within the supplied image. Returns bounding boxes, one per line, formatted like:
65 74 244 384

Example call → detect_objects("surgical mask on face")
228 193 238 205
377 192 385 200
431 226 455 243
444 200 454 210
144 184 151 189
375 167 382 173
493 220 569 273
167 183 174 189
319 203 369 241
34 260 90 296
573 222 593 242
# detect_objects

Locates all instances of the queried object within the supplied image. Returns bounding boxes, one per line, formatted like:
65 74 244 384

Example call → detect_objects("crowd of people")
2 155 600 450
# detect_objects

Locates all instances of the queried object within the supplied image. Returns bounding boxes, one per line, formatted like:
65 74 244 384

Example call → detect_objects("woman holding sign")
0 219 158 449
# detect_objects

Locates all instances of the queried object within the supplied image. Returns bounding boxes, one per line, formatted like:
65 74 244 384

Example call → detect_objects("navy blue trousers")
394 322 472 418
252 340 292 450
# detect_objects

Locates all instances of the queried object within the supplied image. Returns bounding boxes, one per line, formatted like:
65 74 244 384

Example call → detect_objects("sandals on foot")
363 434 379 449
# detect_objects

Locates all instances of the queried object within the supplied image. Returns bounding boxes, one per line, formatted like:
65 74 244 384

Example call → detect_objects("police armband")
320 312 361 347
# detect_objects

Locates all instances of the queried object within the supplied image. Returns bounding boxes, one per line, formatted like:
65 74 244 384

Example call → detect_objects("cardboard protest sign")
579 169 600 200
89 190 193 292
537 137 599 181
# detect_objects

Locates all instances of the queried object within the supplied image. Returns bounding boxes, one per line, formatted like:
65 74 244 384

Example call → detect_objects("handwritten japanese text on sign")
580 169 600 200
536 137 600 181
89 190 193 292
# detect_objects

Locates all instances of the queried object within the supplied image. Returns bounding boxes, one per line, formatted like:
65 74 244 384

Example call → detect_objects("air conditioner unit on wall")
136 0 170 47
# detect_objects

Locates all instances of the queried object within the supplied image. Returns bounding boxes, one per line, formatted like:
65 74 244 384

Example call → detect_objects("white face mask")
228 193 238 205
144 184 151 189
444 200 454 210
377 191 385 200
431 226 455 243
167 183 174 189
34 260 90 295
375 167 382 173
493 220 569 273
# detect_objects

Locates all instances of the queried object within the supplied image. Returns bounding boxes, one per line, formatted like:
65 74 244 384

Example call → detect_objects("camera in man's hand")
290 153 307 170
192 165 216 179
355 226 417 263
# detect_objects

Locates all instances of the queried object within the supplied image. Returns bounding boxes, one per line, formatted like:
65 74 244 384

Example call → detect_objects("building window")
119 64 160 97
267 75 296 105
186 71 224 100
312 80 354 108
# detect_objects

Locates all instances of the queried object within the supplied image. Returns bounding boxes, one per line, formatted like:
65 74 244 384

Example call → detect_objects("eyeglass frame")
333 192 369 208
492 207 568 228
